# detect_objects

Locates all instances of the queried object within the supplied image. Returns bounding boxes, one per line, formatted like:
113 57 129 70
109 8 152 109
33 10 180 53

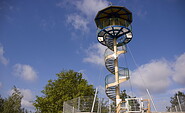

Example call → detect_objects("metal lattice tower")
95 6 133 113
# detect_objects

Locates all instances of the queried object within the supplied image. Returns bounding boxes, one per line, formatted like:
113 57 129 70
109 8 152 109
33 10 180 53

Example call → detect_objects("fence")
63 96 115 113
63 97 151 113
63 96 185 113
142 95 185 112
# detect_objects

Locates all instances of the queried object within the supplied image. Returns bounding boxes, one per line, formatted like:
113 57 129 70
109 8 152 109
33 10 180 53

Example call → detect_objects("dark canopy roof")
95 6 132 29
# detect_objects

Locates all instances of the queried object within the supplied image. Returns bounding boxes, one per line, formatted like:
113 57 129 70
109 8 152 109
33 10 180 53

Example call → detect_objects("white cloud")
20 89 34 108
75 0 108 17
67 14 89 31
65 0 108 33
131 59 172 93
83 43 106 66
172 53 185 85
124 53 185 94
0 44 9 65
13 64 37 81
58 0 108 17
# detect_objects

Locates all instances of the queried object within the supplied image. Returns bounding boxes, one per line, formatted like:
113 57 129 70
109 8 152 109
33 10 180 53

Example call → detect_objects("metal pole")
97 98 100 113
175 106 178 112
63 102 65 113
73 106 75 113
113 37 120 113
177 94 182 112
146 89 157 112
109 99 111 113
100 99 102 113
78 97 80 111
91 88 98 112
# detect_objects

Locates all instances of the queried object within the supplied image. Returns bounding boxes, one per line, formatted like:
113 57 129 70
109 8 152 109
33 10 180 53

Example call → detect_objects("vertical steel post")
146 89 157 112
175 106 178 112
113 37 120 113
91 88 98 112
109 99 111 113
177 94 182 112
78 97 80 111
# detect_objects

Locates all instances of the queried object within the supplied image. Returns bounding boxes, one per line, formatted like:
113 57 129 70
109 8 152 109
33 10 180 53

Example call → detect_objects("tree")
33 70 95 113
0 86 29 113
166 91 185 112
0 95 4 112
120 90 131 101
3 86 24 113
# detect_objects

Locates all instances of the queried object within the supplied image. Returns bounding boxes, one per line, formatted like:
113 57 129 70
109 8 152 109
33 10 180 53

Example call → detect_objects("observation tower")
95 6 150 113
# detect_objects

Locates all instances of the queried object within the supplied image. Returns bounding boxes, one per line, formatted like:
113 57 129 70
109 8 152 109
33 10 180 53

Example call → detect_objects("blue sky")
0 0 185 111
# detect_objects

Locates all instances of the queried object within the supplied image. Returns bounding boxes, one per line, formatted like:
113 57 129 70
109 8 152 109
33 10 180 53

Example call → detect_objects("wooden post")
147 99 151 113
113 37 120 113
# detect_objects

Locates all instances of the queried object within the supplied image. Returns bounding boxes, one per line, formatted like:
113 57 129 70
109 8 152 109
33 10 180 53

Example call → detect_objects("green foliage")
166 91 185 112
120 90 131 101
0 95 4 112
33 70 95 113
0 86 25 113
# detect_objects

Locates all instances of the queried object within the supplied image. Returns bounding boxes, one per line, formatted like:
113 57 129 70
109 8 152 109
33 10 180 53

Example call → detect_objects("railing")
105 74 115 86
97 18 132 30
105 68 129 86
104 45 127 59
118 98 151 113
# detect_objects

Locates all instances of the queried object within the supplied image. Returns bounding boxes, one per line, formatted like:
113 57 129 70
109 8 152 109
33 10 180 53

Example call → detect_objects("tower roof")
95 6 132 29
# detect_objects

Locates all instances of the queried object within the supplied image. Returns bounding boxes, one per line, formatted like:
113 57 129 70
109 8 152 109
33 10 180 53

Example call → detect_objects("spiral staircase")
95 6 135 113
97 25 132 101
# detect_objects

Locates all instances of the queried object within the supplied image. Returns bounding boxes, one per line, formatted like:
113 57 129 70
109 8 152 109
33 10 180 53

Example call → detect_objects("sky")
0 0 185 112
